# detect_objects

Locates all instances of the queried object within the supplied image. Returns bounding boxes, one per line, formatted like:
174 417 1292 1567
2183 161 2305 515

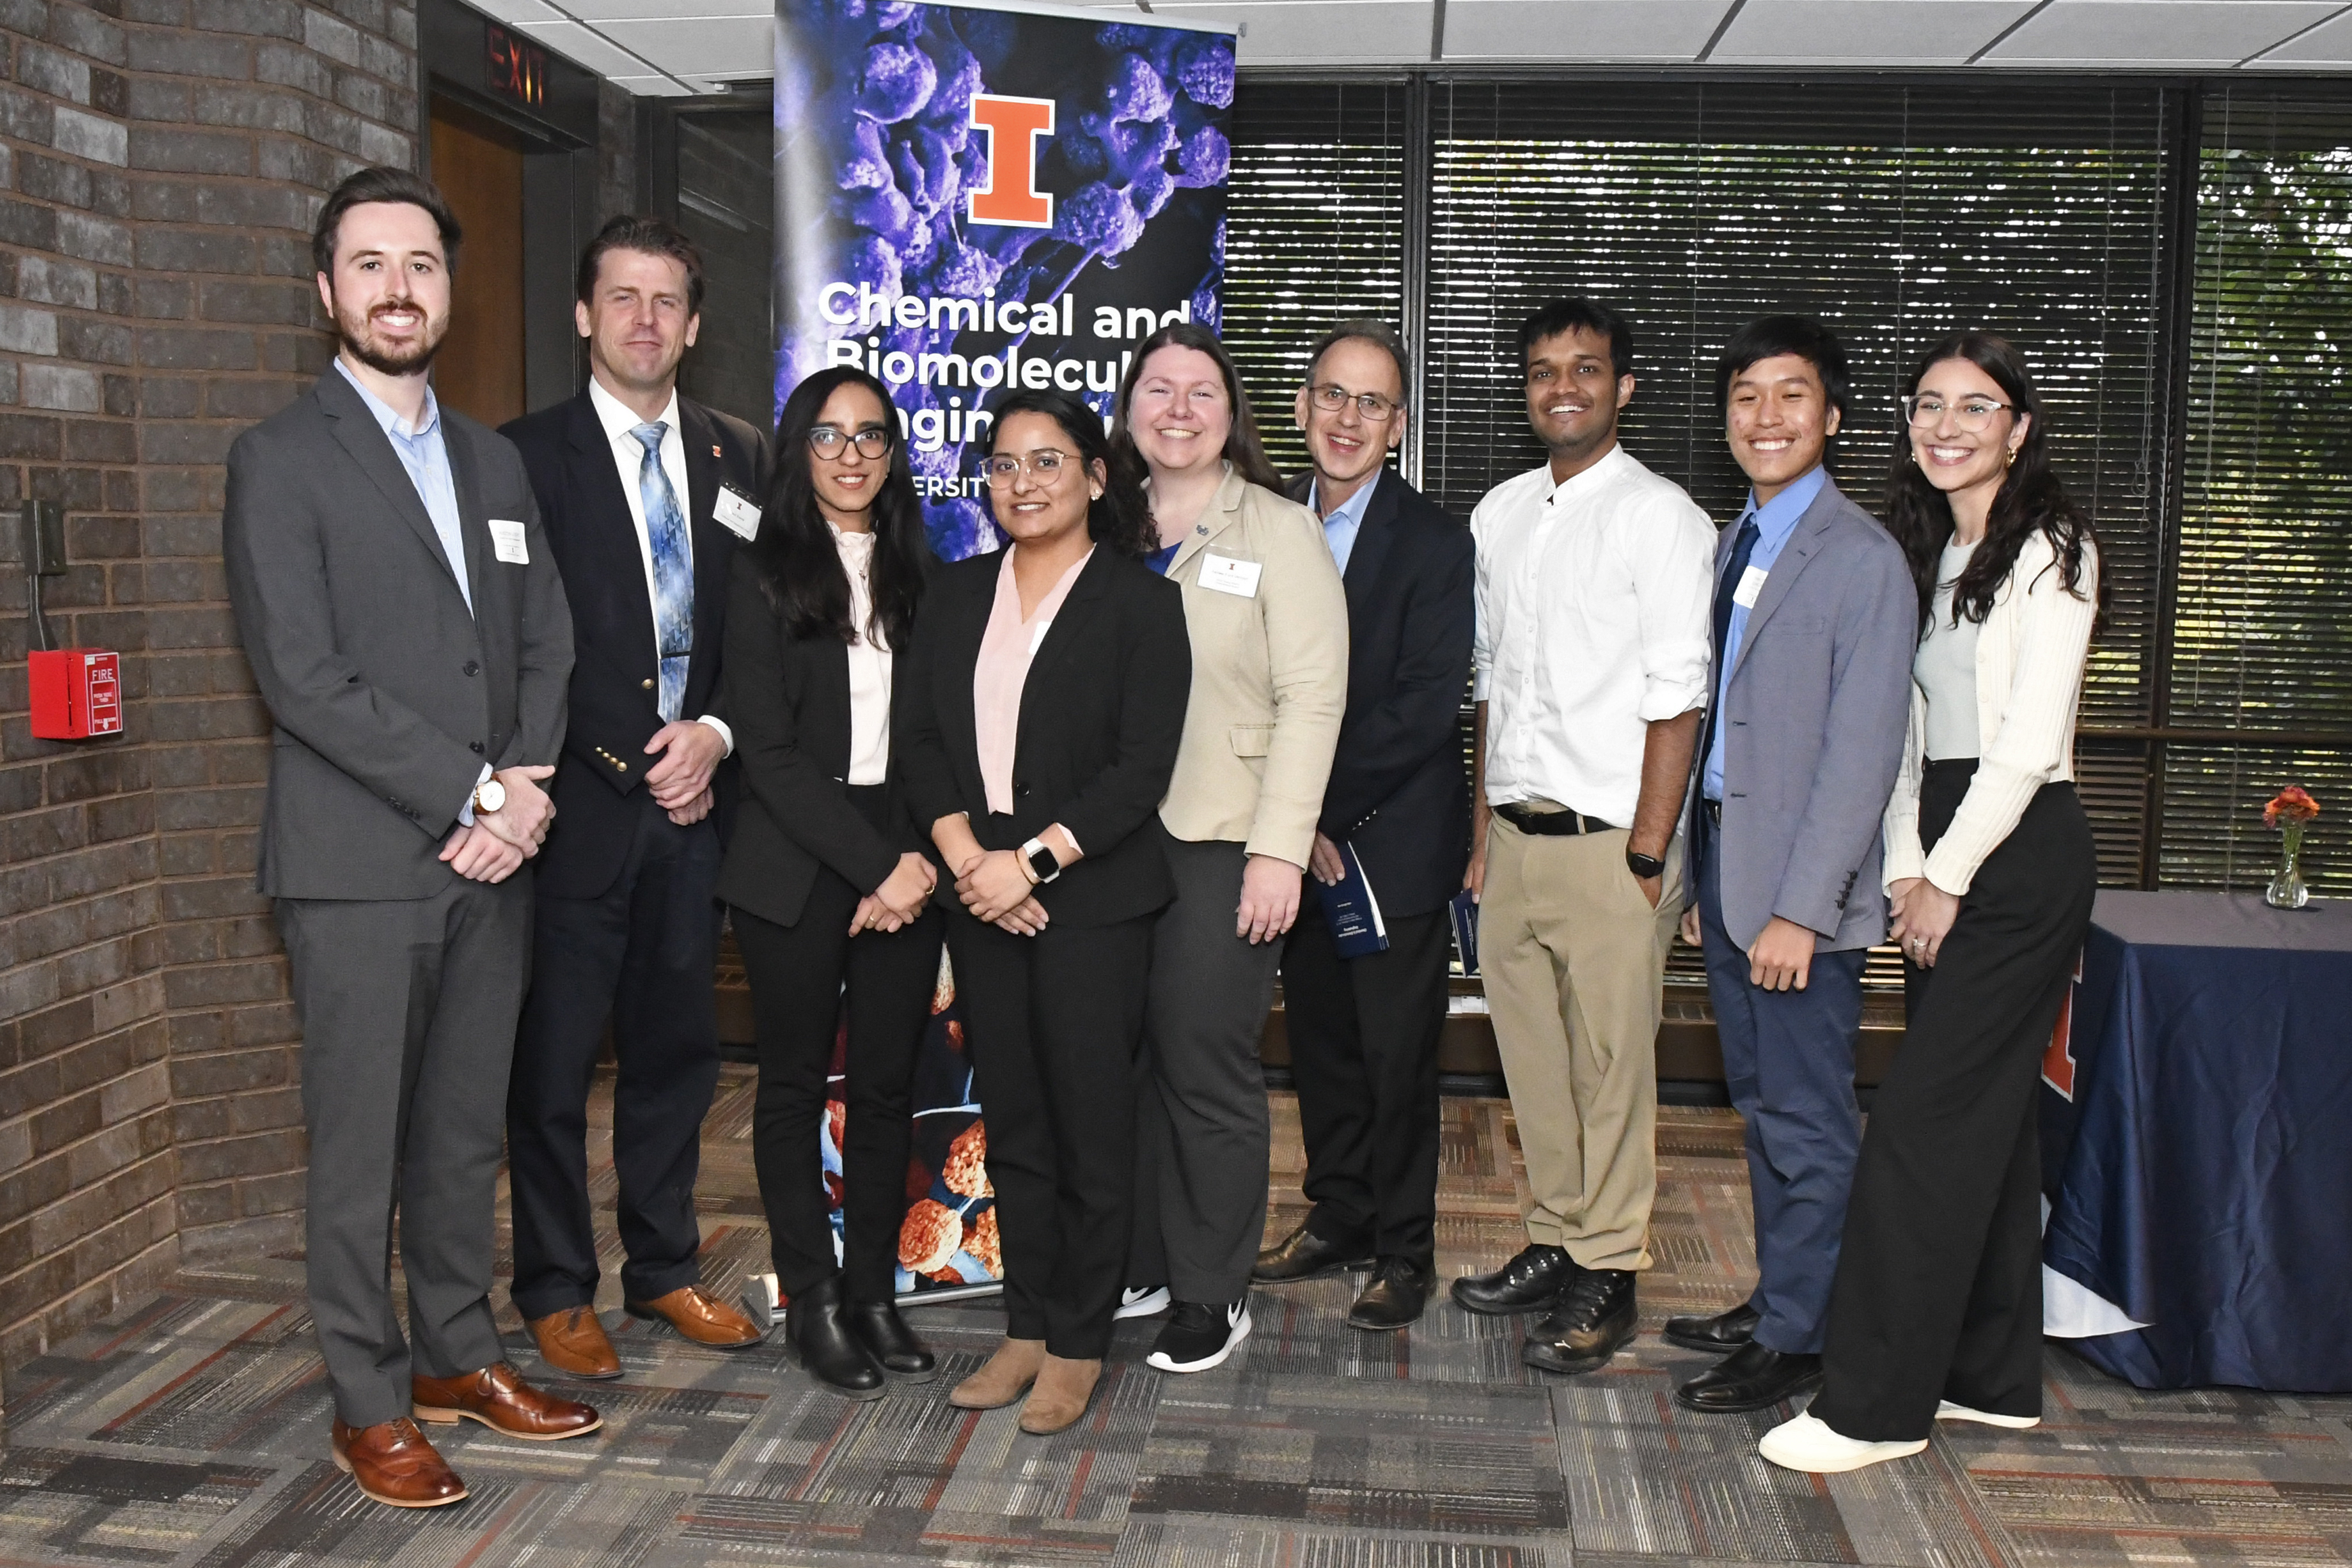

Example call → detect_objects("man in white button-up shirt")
1449 300 1715 1378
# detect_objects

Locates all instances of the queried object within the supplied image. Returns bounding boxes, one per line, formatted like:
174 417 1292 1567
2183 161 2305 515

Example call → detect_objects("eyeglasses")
983 450 1077 488
1308 384 1402 421
1902 394 2015 433
809 425 891 459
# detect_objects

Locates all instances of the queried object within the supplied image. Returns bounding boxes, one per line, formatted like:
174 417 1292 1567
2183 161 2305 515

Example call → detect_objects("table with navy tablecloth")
2038 890 2352 1392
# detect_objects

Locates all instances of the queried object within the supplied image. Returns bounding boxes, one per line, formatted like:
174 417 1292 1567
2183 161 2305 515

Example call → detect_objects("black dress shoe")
1672 1341 1822 1413
1522 1268 1637 1375
1663 1300 1761 1354
784 1275 885 1400
1450 1243 1577 1316
1347 1257 1431 1331
1253 1222 1375 1283
848 1299 936 1381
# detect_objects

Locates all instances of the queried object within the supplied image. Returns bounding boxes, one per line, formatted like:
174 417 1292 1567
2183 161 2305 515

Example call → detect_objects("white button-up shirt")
586 376 732 753
1471 444 1715 825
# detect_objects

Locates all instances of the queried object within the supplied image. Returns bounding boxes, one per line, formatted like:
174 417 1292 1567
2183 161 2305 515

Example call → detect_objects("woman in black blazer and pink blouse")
718 366 942 1400
896 388 1192 1435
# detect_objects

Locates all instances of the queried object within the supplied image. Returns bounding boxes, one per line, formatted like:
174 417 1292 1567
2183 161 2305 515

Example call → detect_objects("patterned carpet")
3 1067 2347 1567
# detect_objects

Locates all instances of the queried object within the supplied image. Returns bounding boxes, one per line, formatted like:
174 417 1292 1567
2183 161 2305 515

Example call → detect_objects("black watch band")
1625 847 1666 880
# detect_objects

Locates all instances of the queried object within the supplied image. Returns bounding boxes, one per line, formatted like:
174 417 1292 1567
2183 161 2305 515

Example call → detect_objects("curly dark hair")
747 366 933 649
990 388 1156 559
1883 331 2106 633
1109 322 1284 492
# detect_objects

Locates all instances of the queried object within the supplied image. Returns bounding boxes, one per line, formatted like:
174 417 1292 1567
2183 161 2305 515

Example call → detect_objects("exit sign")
486 23 546 108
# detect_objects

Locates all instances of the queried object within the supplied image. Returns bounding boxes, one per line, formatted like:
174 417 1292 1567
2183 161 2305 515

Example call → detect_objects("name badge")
1197 552 1262 599
1732 563 1768 609
714 484 761 540
488 517 529 565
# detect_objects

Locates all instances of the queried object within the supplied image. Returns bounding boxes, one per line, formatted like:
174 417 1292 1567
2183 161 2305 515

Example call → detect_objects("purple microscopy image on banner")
775 0 1235 563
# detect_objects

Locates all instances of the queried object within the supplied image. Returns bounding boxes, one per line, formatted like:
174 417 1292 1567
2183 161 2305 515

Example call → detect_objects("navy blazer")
1684 474 1918 951
1286 467 1475 919
501 388 766 900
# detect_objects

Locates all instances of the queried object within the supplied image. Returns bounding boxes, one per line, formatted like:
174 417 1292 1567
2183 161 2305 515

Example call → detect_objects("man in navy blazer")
1667 317 1918 1414
1254 321 1475 1331
500 216 768 1377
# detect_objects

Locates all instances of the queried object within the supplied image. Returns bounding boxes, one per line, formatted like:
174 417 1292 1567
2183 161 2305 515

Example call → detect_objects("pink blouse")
974 544 1092 816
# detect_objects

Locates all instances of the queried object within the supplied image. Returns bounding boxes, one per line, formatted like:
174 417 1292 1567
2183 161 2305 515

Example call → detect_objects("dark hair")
313 167 461 279
748 367 931 649
992 388 1156 559
1518 298 1632 378
1110 322 1285 492
576 214 706 317
1714 315 1850 419
1883 331 2106 632
1305 319 1410 400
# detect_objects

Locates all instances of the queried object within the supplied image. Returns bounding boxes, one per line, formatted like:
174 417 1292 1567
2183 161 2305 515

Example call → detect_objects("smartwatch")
473 777 506 816
1021 837 1062 885
1625 846 1665 881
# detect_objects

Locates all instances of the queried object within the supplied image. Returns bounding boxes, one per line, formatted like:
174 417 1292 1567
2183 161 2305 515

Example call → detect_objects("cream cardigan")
1882 530 2100 896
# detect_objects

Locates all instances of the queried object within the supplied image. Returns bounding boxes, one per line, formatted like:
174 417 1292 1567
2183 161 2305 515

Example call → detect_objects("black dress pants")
947 906 1154 1360
507 794 723 1320
1278 881 1451 1265
1812 762 2096 1442
733 793 943 1303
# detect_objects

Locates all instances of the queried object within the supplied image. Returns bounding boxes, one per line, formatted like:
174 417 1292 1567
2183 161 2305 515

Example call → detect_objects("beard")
333 293 448 376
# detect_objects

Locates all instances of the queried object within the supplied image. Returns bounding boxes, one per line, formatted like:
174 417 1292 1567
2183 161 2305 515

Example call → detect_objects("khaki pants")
1479 814 1682 1271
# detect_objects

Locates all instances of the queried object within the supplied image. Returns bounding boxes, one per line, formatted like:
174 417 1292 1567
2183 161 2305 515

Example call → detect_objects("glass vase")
2265 824 2309 910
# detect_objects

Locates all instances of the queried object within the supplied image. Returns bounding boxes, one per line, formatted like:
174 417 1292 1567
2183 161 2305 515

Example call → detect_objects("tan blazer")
1157 464 1349 867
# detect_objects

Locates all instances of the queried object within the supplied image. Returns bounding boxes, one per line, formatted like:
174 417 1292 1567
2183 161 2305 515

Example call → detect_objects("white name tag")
714 484 761 540
1198 552 1262 599
488 517 529 565
1732 563 1768 609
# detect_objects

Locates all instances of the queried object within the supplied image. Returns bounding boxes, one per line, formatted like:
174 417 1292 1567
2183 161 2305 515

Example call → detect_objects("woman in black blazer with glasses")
718 365 941 1399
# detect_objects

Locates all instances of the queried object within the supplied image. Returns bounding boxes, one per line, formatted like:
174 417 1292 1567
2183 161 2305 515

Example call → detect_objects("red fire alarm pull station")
20 499 123 741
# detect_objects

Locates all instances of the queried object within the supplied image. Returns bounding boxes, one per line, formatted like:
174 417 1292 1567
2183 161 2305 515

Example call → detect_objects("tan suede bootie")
948 1337 1046 1410
1017 1354 1102 1435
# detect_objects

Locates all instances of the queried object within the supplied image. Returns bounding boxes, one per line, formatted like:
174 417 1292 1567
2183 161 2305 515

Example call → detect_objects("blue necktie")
1701 514 1761 798
633 423 693 724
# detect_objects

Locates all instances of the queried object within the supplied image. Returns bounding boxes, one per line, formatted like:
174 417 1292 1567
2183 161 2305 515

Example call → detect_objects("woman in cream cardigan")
1763 331 2103 1475
1111 323 1348 1376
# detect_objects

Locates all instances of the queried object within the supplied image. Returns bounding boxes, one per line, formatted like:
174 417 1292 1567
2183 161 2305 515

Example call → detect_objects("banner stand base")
742 1272 1006 1329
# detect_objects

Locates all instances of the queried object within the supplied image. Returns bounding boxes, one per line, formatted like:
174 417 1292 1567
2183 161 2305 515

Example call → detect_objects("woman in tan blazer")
1111 323 1349 1375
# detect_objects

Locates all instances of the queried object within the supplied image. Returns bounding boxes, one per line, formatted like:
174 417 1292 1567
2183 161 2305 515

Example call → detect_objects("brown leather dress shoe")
625 1284 764 1347
528 1306 622 1379
331 1416 468 1508
412 1362 603 1440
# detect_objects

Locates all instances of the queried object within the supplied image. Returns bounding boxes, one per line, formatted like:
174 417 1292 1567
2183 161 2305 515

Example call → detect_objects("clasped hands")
440 764 557 883
850 853 938 936
1887 876 1960 968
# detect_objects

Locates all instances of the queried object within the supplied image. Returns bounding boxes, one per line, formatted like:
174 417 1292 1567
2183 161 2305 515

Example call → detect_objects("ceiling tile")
507 16 676 80
1147 1 1431 63
1442 0 1728 60
604 72 702 95
460 0 565 25
2244 6 2352 63
593 14 773 75
1711 0 2035 64
553 0 767 20
1983 0 2341 66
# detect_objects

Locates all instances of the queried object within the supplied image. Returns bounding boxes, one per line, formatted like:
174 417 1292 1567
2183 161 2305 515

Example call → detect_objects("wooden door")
428 97 527 429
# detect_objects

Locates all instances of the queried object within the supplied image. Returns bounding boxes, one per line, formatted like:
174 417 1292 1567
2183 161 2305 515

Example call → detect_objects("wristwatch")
473 777 506 816
1021 837 1062 885
1625 845 1665 880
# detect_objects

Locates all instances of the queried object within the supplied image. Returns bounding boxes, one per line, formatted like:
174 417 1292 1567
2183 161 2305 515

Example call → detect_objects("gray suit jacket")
224 369 574 901
1686 474 1916 951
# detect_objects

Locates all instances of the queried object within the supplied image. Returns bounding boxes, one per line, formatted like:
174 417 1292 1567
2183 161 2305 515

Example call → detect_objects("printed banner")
772 0 1235 1300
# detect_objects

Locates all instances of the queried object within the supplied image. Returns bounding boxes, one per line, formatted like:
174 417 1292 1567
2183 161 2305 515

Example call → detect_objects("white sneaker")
1113 1285 1170 1321
1936 1400 2041 1429
1758 1412 1929 1474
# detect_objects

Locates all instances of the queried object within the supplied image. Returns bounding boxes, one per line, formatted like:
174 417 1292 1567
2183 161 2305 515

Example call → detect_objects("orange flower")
2265 785 2320 829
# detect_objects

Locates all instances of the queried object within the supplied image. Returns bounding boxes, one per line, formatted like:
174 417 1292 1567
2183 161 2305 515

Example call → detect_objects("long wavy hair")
1109 322 1285 493
990 388 1156 559
1883 331 2106 633
748 366 931 649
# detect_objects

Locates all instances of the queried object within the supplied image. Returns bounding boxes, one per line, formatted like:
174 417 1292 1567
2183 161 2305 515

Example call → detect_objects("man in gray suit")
1665 316 1918 1415
224 168 597 1509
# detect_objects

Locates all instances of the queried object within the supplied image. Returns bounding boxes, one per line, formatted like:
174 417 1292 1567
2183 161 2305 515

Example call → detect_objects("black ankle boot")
785 1275 885 1399
848 1298 936 1380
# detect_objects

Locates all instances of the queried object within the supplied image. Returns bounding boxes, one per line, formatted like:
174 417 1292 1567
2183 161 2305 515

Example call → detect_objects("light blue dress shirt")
1703 463 1828 800
334 356 471 614
1308 471 1379 577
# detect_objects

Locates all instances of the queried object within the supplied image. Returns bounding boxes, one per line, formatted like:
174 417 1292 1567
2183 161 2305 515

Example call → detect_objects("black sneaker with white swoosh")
1146 1297 1252 1373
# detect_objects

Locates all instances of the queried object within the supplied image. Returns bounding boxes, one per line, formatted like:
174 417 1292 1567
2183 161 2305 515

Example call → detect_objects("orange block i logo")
967 95 1055 229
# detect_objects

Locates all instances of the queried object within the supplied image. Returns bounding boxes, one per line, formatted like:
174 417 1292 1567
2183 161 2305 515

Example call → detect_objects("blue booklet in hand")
1319 840 1390 958
1450 887 1480 975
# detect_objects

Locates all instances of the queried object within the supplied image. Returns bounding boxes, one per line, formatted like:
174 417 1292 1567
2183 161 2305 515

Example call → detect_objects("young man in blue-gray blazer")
1669 317 1919 1414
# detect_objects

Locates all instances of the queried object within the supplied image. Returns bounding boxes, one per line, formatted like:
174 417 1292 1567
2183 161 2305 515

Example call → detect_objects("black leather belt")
1494 802 1618 837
